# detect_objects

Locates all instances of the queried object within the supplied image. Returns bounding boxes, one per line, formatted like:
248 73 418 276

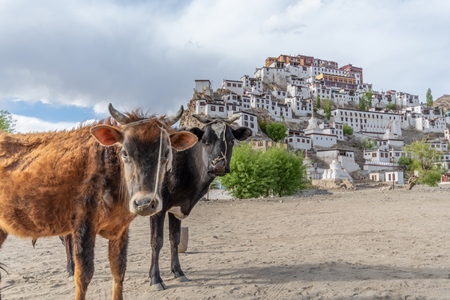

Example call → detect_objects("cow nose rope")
150 124 173 204
204 120 228 168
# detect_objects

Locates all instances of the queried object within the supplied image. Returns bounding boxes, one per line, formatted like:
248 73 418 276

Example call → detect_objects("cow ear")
189 127 204 139
90 125 124 146
232 127 252 141
169 131 198 151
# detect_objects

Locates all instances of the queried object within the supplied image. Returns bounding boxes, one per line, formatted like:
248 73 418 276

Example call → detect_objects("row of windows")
339 111 396 119
226 82 242 88
370 152 403 158
288 138 311 143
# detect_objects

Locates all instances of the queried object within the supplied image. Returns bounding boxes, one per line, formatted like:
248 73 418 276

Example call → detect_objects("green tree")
265 122 287 142
315 95 321 109
343 123 353 135
402 140 446 186
359 90 372 111
220 144 272 198
0 110 16 133
259 121 268 134
426 88 433 107
362 137 376 150
221 144 307 198
323 98 332 120
398 155 412 172
386 103 397 110
264 147 307 197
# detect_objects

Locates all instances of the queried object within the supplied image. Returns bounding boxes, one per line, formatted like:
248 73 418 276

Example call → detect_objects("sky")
1 0 449 133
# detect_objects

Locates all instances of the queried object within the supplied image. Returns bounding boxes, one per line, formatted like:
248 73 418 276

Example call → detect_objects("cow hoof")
151 282 167 291
67 275 74 282
176 275 189 282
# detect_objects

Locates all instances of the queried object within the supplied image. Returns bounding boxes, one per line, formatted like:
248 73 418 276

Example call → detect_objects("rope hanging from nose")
151 123 173 202
204 120 228 167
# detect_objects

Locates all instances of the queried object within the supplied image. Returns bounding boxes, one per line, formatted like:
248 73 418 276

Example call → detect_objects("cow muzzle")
129 192 162 216
209 159 228 176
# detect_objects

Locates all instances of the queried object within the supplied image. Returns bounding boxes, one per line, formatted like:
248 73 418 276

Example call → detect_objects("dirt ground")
2 186 450 299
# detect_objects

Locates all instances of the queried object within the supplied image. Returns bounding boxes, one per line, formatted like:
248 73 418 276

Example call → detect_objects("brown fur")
0 110 197 300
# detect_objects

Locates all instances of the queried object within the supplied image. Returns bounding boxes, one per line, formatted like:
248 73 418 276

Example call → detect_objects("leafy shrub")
265 122 287 142
343 123 353 135
386 103 397 110
221 144 307 198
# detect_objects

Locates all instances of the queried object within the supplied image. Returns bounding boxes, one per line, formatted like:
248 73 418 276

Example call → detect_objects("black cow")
149 114 252 290
61 113 252 290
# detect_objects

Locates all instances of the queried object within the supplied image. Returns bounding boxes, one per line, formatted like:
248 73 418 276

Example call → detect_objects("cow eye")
202 138 210 145
121 149 130 162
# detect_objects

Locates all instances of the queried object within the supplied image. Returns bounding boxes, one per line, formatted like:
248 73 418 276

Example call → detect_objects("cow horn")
164 105 184 126
226 114 241 124
192 114 211 124
108 103 128 124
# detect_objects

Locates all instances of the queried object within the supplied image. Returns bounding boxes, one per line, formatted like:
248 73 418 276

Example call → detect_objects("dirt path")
2 187 450 299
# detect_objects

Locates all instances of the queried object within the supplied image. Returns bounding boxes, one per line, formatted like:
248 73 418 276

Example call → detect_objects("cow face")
91 105 197 216
190 116 252 176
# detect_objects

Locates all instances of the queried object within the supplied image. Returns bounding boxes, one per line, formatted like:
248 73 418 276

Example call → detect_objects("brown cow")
0 104 197 300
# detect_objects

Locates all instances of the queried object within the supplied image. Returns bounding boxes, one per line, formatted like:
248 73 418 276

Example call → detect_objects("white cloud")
12 114 80 133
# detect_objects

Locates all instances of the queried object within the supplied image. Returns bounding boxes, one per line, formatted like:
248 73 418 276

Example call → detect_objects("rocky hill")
434 94 450 111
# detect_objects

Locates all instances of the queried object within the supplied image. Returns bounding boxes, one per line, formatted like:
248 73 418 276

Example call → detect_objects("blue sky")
1 0 450 132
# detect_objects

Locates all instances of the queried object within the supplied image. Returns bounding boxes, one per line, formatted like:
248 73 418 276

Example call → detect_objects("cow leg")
73 220 96 300
108 228 129 300
0 229 8 248
60 235 75 277
149 213 166 290
168 213 188 282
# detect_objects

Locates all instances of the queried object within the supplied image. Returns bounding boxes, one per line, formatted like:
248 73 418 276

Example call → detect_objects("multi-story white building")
228 111 258 135
332 108 402 137
401 105 446 132
240 75 263 93
303 115 338 148
363 127 405 172
195 99 228 118
285 97 312 117
222 79 244 96
285 129 312 150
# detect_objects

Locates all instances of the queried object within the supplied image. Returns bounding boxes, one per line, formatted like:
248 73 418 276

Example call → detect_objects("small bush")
221 144 307 198
343 123 353 135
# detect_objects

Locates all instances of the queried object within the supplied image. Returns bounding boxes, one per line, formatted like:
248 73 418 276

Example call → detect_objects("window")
219 107 224 112
211 106 216 111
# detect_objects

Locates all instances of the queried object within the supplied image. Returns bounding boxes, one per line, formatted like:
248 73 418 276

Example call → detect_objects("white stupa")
322 159 353 182
304 110 322 135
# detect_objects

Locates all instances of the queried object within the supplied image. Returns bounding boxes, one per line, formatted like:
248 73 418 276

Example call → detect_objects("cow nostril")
151 203 156 210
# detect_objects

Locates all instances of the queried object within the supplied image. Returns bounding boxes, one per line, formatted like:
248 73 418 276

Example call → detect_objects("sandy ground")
2 186 450 299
